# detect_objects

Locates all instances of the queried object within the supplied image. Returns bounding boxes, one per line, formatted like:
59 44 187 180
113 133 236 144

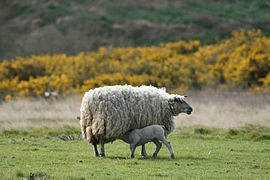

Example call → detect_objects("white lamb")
120 125 175 159
80 85 192 157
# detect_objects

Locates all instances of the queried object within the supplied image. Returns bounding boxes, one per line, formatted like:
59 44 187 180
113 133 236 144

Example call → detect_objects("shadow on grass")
106 156 129 160
176 155 207 161
105 155 206 161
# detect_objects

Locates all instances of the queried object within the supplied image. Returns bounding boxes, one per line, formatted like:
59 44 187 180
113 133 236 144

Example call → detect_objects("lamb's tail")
161 125 168 137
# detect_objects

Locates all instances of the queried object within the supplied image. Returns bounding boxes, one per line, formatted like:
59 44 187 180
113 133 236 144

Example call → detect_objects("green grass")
0 126 269 179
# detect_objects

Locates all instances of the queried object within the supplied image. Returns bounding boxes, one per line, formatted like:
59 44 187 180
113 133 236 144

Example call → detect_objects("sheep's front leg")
100 140 105 157
152 139 162 157
141 145 148 157
161 139 175 159
130 144 137 159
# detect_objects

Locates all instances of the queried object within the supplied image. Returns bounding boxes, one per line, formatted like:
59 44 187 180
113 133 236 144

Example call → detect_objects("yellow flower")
5 94 12 101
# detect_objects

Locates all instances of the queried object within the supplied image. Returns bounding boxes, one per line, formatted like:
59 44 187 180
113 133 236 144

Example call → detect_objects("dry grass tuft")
0 97 81 133
0 91 269 133
175 91 270 128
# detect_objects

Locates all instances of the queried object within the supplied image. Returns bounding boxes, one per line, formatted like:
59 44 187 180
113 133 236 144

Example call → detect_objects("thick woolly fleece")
80 85 179 144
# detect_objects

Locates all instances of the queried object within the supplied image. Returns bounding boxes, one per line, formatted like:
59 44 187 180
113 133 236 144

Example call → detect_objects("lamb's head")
168 95 193 116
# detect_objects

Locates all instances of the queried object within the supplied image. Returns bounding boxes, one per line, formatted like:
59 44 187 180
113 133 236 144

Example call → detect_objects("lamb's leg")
92 142 99 157
130 144 137 159
152 139 162 157
140 145 148 157
161 138 175 159
100 140 105 157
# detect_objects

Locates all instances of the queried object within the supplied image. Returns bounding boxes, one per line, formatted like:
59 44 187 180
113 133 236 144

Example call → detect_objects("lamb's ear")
184 95 188 98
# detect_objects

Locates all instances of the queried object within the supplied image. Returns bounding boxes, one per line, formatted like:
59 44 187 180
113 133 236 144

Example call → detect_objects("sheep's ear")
184 95 188 98
168 96 176 102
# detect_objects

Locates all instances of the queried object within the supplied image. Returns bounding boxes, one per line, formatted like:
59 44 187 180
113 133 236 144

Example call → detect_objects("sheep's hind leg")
92 142 99 157
100 140 105 158
140 145 148 157
152 139 162 158
130 144 137 159
161 138 175 159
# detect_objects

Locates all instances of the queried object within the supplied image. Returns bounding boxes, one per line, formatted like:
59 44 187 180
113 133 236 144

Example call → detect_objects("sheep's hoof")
94 154 99 157
171 154 175 159
141 153 148 157
130 155 134 159
152 154 157 158
100 154 106 158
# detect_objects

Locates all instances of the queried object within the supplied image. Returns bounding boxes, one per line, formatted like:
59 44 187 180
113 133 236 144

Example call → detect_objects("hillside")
1 0 270 60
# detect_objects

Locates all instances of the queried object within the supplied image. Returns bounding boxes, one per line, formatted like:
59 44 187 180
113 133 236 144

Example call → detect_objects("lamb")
80 85 192 157
119 125 175 159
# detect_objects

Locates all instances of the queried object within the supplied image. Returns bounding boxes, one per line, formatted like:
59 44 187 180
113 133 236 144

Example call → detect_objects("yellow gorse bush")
0 29 269 99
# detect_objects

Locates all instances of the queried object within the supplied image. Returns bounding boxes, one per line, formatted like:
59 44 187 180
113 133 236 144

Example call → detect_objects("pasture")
0 91 270 179
1 126 270 179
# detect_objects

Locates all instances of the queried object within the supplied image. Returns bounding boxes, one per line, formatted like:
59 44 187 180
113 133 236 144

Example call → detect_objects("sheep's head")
168 95 193 116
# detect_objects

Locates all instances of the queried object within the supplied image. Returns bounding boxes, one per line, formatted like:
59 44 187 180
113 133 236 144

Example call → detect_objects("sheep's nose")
187 107 193 114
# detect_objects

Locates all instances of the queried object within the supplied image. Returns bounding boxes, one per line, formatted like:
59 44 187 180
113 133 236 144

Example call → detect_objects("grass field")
0 91 270 179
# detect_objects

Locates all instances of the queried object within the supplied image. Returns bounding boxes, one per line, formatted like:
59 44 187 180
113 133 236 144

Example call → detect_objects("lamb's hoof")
152 154 157 158
171 154 175 159
141 154 148 157
94 154 99 157
130 155 134 159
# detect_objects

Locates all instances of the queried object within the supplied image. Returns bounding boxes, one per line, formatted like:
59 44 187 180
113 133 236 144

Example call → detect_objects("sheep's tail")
80 111 93 143
80 114 87 140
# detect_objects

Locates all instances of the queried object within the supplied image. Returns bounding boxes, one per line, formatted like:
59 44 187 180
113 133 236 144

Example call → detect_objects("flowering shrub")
0 29 269 99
